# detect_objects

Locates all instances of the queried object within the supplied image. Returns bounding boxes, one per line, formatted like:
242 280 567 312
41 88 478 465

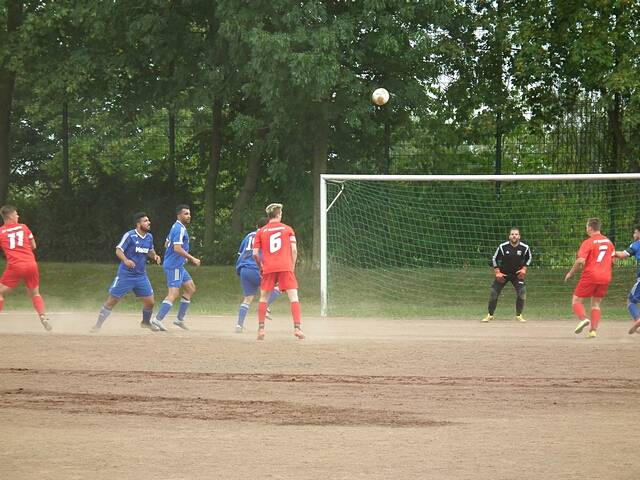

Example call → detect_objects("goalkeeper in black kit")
482 228 532 323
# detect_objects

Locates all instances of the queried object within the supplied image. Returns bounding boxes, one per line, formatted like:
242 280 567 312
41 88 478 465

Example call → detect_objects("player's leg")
152 268 182 331
483 279 506 322
132 275 155 330
513 278 527 322
0 283 12 313
92 295 120 332
173 270 195 330
266 285 282 320
588 294 605 337
572 287 591 334
257 273 276 340
0 265 21 313
279 272 303 339
237 268 259 332
23 264 52 332
626 280 640 335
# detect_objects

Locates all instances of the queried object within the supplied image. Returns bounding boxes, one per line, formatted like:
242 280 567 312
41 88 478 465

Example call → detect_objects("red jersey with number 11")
0 223 36 266
577 233 614 284
253 221 296 274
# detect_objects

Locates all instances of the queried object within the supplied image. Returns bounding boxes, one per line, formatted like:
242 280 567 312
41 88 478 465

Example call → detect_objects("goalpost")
320 173 640 318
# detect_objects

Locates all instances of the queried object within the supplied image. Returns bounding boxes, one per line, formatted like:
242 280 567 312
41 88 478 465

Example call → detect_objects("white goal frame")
320 173 640 317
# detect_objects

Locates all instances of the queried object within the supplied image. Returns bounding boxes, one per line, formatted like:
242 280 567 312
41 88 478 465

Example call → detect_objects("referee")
482 228 532 322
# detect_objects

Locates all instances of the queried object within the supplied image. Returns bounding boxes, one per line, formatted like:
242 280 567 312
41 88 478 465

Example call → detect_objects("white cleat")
151 318 167 332
235 324 245 333
173 319 189 331
574 319 590 335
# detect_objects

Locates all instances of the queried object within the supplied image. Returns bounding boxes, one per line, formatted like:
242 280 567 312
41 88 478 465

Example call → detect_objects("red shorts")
0 263 40 289
260 271 298 292
574 278 609 298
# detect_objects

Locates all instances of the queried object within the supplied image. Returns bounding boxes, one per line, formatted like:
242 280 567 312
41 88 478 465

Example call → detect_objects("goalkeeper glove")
516 266 527 280
494 267 507 283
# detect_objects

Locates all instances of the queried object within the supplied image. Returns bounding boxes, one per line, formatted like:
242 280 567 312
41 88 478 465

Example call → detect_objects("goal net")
320 174 640 319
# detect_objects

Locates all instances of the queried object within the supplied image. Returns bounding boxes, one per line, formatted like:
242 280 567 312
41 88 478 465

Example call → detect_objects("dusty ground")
1 312 639 480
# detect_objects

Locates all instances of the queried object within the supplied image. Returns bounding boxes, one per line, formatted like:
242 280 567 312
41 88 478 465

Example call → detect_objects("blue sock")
142 308 153 324
156 301 173 321
628 302 640 320
267 289 281 305
177 298 190 321
95 305 112 329
237 302 250 327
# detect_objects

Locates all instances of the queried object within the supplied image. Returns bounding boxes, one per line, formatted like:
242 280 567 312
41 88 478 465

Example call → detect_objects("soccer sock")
267 289 281 305
628 302 640 321
590 308 601 331
515 298 525 316
0 297 4 312
258 302 267 324
32 295 46 316
488 300 497 315
237 302 250 327
142 308 153 324
572 302 586 320
291 301 301 327
95 305 112 329
177 297 190 321
156 300 173 321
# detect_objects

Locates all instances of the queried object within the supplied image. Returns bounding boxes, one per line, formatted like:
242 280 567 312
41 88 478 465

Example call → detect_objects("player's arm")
516 246 532 279
252 247 262 270
173 244 200 266
148 249 161 265
491 245 506 282
115 247 135 269
614 250 629 259
30 237 37 250
564 257 585 281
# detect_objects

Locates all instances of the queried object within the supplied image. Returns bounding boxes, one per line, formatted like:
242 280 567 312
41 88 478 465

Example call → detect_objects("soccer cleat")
89 324 100 334
150 318 167 332
574 319 590 334
39 316 52 332
140 321 157 331
265 308 272 321
587 330 597 339
235 324 245 333
481 314 494 323
515 315 526 323
173 319 189 331
293 327 305 340
257 327 266 341
628 319 640 335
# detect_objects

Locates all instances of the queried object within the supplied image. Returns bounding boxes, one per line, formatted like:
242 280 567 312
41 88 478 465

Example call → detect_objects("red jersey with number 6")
577 233 614 284
253 221 296 274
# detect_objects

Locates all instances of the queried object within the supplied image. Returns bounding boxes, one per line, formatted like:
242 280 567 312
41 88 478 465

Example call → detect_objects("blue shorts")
164 266 193 288
239 268 260 296
629 279 640 303
109 274 154 298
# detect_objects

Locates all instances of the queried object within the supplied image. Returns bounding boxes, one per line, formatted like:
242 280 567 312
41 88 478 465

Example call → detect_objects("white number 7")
596 245 609 263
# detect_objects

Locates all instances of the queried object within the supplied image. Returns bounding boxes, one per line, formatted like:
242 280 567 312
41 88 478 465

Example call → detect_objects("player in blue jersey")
91 212 161 332
615 225 640 334
151 204 200 332
235 217 281 333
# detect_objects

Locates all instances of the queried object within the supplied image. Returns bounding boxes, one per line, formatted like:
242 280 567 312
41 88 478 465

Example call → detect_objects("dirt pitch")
1 312 639 480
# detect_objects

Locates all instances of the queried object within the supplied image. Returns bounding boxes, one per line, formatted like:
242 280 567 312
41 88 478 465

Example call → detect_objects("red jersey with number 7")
577 233 614 284
253 221 296 274
0 223 36 266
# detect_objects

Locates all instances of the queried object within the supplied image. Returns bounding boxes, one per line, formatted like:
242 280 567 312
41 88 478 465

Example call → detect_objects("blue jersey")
163 220 189 269
625 240 640 277
116 229 155 276
236 231 259 274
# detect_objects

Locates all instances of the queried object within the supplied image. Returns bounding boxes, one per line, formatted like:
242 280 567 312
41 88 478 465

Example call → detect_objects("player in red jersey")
0 205 51 331
564 218 615 338
252 203 304 340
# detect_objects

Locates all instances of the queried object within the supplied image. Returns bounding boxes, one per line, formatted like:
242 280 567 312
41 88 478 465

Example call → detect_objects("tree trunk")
231 127 267 234
607 91 627 173
168 109 176 184
0 0 22 204
62 101 70 191
204 99 223 247
311 108 329 267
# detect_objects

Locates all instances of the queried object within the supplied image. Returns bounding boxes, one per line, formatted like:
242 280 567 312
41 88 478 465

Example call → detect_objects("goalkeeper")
482 228 532 323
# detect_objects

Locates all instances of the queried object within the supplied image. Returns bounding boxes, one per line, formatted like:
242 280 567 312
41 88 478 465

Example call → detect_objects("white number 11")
8 230 24 249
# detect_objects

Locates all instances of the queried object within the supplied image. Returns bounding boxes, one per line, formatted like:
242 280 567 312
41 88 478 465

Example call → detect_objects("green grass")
0 262 635 321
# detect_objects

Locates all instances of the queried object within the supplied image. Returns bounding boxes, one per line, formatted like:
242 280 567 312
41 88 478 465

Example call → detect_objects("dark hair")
133 212 148 225
257 217 269 229
634 224 640 232
587 217 602 231
0 205 16 219
509 227 520 234
175 204 190 215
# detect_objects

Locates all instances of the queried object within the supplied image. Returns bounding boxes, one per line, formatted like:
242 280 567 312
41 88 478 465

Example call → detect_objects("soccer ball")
371 88 390 106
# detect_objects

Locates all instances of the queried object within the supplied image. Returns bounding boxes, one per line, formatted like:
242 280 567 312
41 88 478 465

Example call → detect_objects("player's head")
586 217 601 234
133 212 151 233
633 224 640 241
508 228 520 245
256 217 269 229
265 203 283 220
175 204 191 224
0 205 18 223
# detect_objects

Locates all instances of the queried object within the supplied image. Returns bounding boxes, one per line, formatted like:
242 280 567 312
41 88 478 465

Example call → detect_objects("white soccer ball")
371 87 390 106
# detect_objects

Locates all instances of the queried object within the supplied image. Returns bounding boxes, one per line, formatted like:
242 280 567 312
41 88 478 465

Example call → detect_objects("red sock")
32 295 45 316
572 302 586 320
258 302 267 324
0 298 4 312
590 308 601 331
291 301 301 327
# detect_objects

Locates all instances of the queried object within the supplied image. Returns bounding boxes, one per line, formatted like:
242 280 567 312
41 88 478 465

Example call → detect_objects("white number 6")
269 232 282 253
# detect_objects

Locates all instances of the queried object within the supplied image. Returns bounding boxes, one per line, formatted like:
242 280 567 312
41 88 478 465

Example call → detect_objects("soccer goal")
320 173 640 318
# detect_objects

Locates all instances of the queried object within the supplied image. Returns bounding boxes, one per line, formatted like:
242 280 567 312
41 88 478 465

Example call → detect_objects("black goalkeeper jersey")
491 241 532 274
